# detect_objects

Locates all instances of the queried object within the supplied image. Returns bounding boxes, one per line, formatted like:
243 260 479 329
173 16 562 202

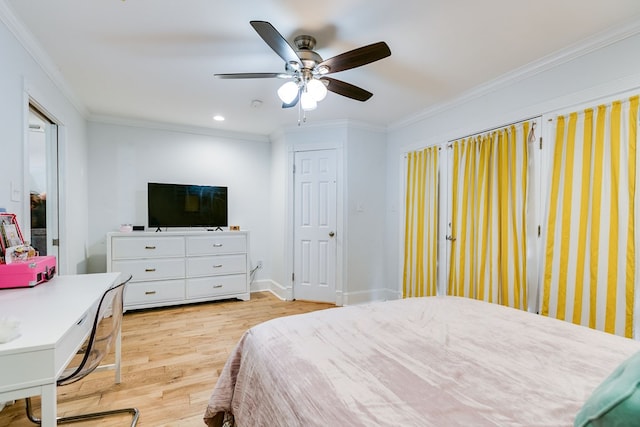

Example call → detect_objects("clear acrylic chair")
25 274 139 425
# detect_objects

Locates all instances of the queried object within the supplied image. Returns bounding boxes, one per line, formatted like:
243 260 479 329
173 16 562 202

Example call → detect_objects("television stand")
207 227 223 231
155 227 162 232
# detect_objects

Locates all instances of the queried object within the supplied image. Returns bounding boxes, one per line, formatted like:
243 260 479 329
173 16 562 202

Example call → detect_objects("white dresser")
106 231 250 310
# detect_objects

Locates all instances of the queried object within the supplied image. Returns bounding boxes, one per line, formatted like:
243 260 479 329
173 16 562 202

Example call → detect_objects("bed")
203 296 640 426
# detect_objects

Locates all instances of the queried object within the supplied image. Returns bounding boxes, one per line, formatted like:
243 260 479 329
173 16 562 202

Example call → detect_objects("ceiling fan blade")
321 77 373 102
318 42 391 74
214 72 287 79
250 21 301 66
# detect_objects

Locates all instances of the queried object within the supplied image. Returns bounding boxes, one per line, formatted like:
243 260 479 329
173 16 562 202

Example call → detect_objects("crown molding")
274 118 386 137
0 1 88 117
88 114 270 143
390 18 640 132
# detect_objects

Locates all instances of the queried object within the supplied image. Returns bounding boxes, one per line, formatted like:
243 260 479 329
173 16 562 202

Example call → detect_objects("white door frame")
285 140 345 305
23 83 66 273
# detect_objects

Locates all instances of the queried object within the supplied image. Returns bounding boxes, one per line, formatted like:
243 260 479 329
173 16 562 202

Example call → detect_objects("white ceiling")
6 0 640 135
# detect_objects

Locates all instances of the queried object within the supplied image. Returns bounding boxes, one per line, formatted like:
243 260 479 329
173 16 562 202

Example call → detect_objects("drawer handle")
145 268 157 272
145 291 157 295
213 284 223 289
213 264 223 268
212 243 223 247
145 246 157 250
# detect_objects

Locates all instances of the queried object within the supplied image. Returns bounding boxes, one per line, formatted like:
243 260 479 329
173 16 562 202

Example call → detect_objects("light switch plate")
10 181 21 202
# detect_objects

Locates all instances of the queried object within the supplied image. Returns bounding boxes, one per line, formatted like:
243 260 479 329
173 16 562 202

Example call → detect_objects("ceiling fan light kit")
214 20 391 122
307 79 327 102
277 81 299 104
300 90 317 111
277 75 327 111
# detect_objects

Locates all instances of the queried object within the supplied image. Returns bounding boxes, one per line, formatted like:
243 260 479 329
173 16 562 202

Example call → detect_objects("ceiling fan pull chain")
297 98 308 126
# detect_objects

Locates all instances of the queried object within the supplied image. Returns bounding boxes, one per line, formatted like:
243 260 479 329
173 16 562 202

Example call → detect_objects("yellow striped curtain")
541 96 639 337
403 146 439 297
448 121 532 309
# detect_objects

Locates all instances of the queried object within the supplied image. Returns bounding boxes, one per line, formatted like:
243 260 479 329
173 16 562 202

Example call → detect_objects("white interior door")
293 149 337 303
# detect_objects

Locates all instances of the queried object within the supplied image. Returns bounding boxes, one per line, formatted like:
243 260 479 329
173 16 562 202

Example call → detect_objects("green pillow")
575 351 640 427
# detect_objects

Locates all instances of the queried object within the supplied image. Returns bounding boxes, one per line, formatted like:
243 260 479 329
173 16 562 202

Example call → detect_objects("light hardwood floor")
0 292 333 426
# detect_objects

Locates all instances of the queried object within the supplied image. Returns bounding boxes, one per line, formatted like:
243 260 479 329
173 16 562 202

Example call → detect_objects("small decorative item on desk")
0 213 56 288
119 224 133 233
0 213 25 264
0 254 57 288
4 244 37 264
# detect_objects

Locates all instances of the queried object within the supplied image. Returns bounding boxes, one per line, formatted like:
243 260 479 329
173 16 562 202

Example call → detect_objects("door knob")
328 231 335 237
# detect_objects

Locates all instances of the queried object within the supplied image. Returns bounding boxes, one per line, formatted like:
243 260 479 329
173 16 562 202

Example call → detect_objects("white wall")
86 119 388 306
344 125 388 303
86 121 272 285
270 123 348 300
385 31 640 294
266 130 289 296
0 7 90 274
270 121 387 304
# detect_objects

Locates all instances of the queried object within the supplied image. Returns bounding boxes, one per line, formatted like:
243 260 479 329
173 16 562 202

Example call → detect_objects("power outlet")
257 261 263 269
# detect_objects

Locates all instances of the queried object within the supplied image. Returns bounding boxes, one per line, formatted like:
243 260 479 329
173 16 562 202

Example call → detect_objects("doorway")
27 105 59 261
292 149 337 303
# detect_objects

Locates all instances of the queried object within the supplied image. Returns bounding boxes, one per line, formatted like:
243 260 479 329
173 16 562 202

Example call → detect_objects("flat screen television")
147 182 228 229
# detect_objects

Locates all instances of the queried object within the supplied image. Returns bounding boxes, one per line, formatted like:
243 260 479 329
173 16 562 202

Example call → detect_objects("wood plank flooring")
0 292 333 426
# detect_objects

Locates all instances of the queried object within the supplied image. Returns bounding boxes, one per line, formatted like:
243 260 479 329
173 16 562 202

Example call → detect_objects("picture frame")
0 213 25 262
2 224 22 247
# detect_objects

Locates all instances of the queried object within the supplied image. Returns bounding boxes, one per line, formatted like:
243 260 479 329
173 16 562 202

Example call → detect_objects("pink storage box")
0 256 57 289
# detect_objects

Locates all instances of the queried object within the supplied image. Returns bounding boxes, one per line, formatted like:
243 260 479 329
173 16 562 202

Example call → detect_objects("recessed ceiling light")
213 115 225 122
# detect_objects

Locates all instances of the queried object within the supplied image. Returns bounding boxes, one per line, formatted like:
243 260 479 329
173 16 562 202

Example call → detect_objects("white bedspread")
204 296 640 426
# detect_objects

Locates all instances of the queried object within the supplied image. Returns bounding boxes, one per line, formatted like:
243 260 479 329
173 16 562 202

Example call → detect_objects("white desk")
0 272 123 427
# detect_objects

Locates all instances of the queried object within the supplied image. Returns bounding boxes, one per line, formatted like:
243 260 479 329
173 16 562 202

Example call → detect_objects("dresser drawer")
186 234 246 256
186 254 246 277
111 235 185 259
186 274 247 299
112 258 185 282
124 279 185 305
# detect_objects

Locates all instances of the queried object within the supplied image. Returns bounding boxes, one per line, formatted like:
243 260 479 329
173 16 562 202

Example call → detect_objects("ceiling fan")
214 21 391 111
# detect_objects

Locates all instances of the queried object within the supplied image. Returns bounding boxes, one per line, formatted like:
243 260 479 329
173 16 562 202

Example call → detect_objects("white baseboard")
341 288 399 305
250 280 401 305
385 288 402 300
249 279 271 293
250 279 291 301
